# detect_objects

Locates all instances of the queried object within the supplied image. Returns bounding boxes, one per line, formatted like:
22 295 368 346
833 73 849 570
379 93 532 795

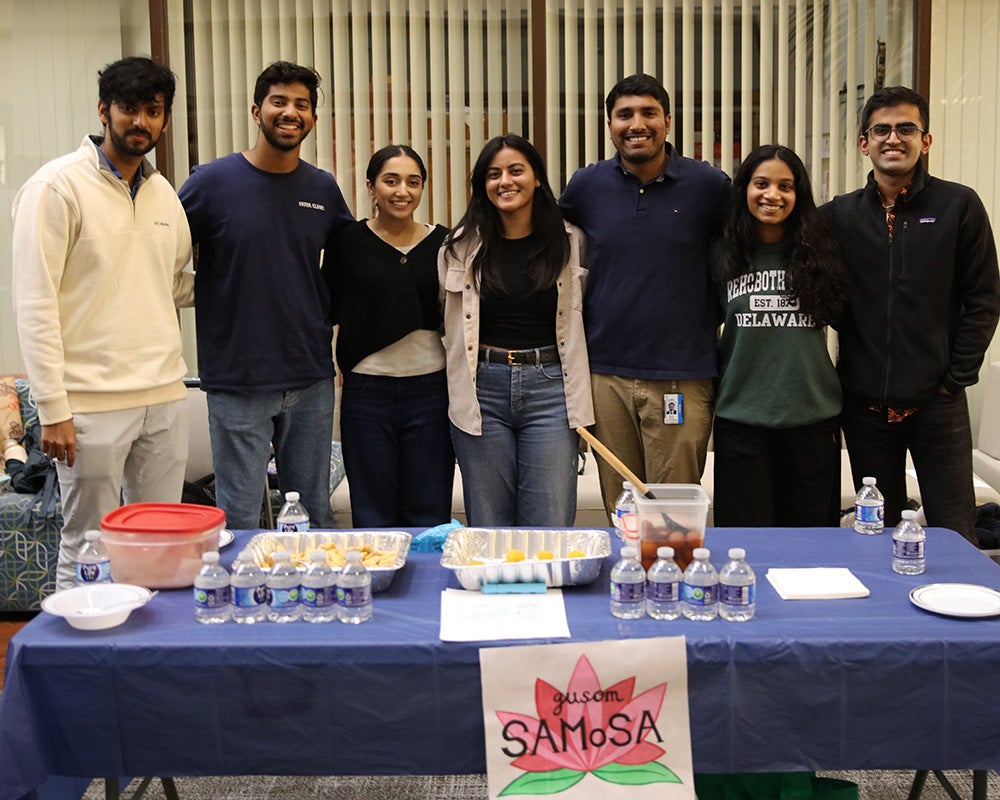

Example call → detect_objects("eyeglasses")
864 123 925 142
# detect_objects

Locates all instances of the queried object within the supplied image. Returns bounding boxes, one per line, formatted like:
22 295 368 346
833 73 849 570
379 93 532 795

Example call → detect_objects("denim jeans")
450 359 580 526
340 370 455 527
207 378 334 530
841 389 976 542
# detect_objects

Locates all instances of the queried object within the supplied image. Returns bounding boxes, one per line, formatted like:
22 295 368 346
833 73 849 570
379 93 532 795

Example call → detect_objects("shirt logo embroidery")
919 217 936 224
298 201 326 210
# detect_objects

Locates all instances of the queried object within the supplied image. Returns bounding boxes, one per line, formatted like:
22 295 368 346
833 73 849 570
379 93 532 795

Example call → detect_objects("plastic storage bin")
633 484 710 572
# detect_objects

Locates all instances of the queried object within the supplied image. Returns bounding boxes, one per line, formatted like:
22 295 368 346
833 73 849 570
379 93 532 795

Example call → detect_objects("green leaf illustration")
498 768 587 796
592 760 683 786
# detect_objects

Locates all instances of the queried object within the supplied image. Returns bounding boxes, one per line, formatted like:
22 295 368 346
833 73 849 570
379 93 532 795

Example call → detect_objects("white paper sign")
480 637 694 799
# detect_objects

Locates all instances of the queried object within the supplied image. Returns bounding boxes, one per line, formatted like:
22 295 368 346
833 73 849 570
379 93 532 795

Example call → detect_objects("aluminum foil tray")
441 528 611 590
245 530 411 593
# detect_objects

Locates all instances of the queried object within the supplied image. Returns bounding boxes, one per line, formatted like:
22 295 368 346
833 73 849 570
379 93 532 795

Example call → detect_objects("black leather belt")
479 346 560 366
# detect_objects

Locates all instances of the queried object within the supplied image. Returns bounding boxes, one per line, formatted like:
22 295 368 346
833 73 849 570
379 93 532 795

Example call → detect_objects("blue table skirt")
2 526 1000 799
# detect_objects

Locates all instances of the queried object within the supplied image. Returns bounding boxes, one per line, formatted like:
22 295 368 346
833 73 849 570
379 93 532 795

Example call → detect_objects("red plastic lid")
101 502 226 534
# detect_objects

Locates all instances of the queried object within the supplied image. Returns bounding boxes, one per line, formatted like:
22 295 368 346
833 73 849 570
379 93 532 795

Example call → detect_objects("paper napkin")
766 568 870 600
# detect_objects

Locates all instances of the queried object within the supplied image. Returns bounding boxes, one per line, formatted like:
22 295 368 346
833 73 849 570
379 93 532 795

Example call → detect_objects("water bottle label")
610 581 645 602
681 582 717 606
614 510 638 534
338 584 372 608
194 585 231 609
855 503 884 524
302 585 336 609
893 540 924 559
76 560 111 583
648 581 679 602
720 583 755 606
233 584 268 608
269 586 300 608
278 520 310 532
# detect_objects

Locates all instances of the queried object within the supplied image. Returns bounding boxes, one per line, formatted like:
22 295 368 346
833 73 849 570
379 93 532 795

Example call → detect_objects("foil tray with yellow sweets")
440 528 610 590
245 530 411 593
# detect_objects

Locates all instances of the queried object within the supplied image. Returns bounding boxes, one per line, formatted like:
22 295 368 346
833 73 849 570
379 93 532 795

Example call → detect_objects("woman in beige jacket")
439 134 594 526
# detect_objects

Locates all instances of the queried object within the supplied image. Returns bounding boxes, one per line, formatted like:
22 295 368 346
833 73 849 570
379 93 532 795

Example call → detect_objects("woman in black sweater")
328 145 453 527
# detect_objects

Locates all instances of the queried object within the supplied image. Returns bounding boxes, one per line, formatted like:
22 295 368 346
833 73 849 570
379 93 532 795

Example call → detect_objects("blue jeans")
450 359 580 526
207 378 335 529
340 370 455 527
841 389 976 542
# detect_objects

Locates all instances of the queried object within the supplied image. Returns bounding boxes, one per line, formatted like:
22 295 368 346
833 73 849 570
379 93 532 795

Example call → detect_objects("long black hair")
723 144 847 326
445 134 569 295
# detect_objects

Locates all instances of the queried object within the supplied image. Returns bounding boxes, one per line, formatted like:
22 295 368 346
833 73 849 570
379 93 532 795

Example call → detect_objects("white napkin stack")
766 568 870 600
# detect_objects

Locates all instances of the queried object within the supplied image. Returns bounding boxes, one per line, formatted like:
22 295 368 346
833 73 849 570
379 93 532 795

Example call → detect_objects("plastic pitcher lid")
101 502 226 534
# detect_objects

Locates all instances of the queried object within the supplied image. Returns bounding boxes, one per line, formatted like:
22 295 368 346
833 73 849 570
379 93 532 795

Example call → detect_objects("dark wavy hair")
98 57 177 114
253 61 320 111
366 144 427 184
445 134 569 295
723 144 847 326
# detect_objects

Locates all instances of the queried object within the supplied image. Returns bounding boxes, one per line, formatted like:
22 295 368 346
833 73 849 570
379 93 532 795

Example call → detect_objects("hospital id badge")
664 393 683 424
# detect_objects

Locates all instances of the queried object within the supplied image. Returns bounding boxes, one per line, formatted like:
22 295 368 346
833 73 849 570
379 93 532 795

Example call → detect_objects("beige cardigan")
438 222 595 435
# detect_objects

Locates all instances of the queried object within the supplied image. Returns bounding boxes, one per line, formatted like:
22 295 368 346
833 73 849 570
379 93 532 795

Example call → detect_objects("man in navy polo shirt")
560 73 731 519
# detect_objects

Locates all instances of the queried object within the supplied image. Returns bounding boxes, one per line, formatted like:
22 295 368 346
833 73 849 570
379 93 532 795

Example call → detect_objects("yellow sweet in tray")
504 549 526 563
566 549 587 558
536 550 554 560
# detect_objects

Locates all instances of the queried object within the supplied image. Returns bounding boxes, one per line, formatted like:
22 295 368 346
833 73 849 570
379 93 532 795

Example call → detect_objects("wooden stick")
576 427 656 499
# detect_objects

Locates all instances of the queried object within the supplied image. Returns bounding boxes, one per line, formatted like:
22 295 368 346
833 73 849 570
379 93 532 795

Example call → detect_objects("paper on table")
766 568 870 600
439 587 571 642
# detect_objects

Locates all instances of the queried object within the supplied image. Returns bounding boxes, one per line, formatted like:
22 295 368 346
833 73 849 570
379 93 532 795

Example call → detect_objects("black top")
479 234 558 349
328 221 449 373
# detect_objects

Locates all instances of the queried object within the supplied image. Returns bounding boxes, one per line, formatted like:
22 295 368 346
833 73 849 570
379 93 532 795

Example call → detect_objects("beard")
260 119 307 152
107 126 158 157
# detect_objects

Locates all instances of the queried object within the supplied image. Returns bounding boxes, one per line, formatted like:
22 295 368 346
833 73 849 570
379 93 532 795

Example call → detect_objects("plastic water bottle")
719 547 756 622
612 482 638 543
682 547 718 621
301 550 338 623
646 546 682 620
277 490 310 532
854 476 885 534
892 509 926 575
609 545 646 619
267 550 301 622
337 550 373 624
230 549 268 624
193 551 231 623
75 530 112 584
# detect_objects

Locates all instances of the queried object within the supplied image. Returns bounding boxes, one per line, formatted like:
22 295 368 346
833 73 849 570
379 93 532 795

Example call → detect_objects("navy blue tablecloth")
2 526 1000 799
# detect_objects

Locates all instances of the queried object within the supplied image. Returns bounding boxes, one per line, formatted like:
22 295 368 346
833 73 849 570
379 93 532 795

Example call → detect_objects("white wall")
929 1 1000 439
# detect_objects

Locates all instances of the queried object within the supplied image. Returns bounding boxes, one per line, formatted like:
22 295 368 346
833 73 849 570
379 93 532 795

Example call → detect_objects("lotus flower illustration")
495 654 680 795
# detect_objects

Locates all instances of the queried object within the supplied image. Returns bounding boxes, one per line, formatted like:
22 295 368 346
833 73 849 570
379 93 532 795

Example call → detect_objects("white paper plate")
909 583 1000 618
219 529 235 548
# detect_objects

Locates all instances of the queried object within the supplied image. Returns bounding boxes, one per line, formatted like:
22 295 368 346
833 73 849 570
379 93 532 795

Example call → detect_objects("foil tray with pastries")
440 528 611 590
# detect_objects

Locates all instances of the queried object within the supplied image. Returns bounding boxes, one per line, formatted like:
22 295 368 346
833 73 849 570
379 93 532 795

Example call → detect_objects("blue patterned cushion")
0 492 61 610
15 378 39 441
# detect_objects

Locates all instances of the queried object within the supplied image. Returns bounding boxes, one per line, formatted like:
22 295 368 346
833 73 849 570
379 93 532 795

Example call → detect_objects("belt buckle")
506 350 523 366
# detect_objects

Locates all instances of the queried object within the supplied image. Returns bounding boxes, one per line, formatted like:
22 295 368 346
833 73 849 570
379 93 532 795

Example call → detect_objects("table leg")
908 770 929 800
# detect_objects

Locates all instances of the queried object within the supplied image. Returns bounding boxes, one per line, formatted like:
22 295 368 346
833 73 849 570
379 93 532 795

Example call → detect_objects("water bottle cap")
237 549 253 562
310 549 326 561
862 476 877 485
622 481 633 489
693 547 710 560
657 546 674 558
203 551 220 564
620 546 637 559
728 547 745 559
84 529 101 542
273 550 291 561
901 509 917 520
346 550 362 563
285 491 300 502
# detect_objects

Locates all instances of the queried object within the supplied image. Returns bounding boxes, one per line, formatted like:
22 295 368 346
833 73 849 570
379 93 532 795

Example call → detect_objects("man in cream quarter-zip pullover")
12 57 194 588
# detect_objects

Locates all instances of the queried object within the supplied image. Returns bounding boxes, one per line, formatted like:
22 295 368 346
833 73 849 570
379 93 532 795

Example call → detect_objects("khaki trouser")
589 374 714 520
56 400 188 589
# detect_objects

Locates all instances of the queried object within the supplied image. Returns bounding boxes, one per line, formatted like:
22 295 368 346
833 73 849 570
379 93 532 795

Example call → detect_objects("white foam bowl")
41 583 154 630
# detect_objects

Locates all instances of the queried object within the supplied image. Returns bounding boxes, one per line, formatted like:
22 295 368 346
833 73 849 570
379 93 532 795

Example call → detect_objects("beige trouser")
55 400 188 589
589 374 714 520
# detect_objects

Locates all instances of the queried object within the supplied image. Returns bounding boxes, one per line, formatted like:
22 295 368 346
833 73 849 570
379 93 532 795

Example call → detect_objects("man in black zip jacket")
821 85 1000 544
